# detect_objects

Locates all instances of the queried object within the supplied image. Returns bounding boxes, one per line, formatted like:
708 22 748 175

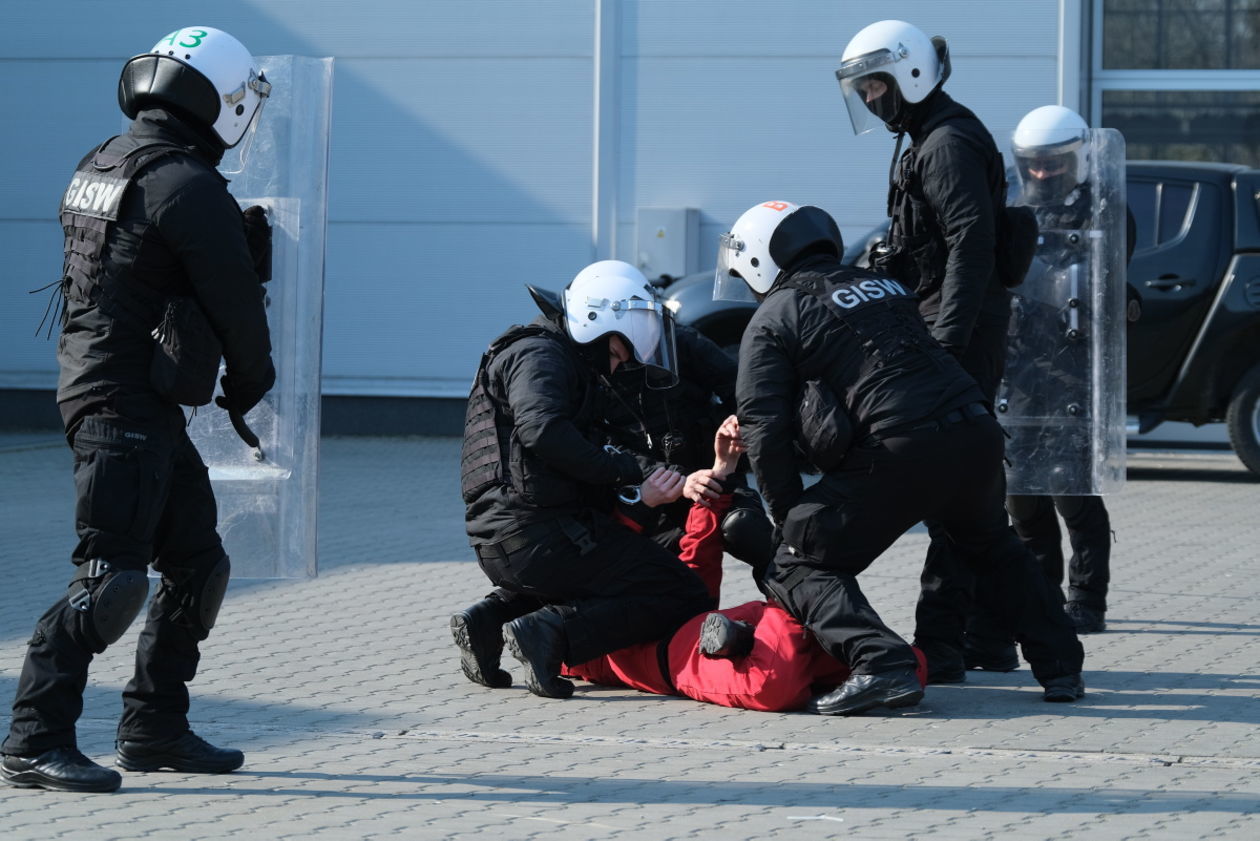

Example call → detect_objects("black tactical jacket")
56 109 273 412
600 323 736 473
463 316 645 544
882 91 1010 355
737 259 983 523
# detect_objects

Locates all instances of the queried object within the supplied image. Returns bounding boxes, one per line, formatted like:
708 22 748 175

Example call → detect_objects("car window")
1126 178 1198 251
1158 183 1194 243
1128 180 1156 251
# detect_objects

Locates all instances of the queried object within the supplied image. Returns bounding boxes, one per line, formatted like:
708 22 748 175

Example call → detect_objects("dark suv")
658 161 1260 475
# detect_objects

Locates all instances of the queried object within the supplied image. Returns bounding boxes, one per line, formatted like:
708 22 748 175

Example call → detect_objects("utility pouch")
795 379 854 473
149 296 223 406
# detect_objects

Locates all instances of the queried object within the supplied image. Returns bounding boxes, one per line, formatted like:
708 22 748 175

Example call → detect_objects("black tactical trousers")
1009 494 1111 611
914 316 1009 660
4 396 227 756
764 415 1083 684
474 511 714 664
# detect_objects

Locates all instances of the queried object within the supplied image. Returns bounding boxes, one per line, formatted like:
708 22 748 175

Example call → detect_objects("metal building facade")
0 0 1068 405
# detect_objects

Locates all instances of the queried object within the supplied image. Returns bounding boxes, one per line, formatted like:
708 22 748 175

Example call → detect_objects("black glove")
242 205 272 283
214 369 273 417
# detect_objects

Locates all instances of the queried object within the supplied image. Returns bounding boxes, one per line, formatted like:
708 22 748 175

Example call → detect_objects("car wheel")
1225 364 1260 477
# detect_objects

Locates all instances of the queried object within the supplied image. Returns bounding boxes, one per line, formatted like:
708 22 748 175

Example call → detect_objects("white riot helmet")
714 201 843 300
1012 105 1090 205
563 260 679 388
119 26 271 149
835 20 947 135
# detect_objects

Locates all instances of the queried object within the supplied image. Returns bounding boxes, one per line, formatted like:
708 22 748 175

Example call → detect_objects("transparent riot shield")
186 56 333 578
997 129 1126 495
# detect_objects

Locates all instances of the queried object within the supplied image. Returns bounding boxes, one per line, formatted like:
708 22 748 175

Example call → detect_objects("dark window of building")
1102 90 1260 166
1103 0 1260 70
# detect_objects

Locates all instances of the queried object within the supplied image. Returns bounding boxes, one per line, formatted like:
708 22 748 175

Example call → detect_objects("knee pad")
68 559 149 648
1006 494 1046 525
721 491 774 570
156 553 230 639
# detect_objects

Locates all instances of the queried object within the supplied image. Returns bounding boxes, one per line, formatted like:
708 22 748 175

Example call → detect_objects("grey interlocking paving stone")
2 436 1259 840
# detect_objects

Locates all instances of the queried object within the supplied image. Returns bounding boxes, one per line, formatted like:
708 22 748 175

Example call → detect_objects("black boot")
2 747 122 792
807 668 924 716
697 613 755 659
963 636 1020 672
503 609 574 699
115 731 243 773
916 643 966 684
450 598 513 688
1042 673 1086 702
1065 603 1105 634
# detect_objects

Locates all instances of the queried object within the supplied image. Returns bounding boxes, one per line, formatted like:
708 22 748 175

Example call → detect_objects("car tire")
1225 363 1260 477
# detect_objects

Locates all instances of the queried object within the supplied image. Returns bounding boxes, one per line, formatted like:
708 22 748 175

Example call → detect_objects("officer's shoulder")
138 152 228 207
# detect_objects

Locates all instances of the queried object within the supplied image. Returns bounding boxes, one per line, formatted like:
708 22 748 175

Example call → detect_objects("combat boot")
1065 602 1105 634
451 598 513 688
697 613 755 659
116 731 243 773
807 668 924 716
503 609 574 699
2 747 121 793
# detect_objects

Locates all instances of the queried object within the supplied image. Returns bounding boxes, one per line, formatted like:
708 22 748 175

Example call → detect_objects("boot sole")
451 613 511 688
1 765 121 793
503 624 573 699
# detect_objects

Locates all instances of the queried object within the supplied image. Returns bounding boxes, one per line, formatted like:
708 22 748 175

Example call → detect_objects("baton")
228 407 265 462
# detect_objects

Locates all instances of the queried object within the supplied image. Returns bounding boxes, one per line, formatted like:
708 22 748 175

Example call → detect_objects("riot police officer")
1000 106 1133 635
456 261 713 700
2 27 275 793
718 200 1084 715
836 20 1016 682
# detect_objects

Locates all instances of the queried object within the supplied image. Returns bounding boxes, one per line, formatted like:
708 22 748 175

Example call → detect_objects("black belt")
473 515 597 562
861 401 990 446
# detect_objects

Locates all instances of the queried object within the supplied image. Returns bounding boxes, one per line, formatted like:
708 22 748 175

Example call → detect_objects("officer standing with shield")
995 107 1129 635
2 27 275 793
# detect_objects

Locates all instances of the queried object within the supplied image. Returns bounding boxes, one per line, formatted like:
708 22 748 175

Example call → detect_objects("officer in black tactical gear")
837 20 1019 683
598 320 775 575
454 260 713 701
2 27 275 793
996 106 1138 637
716 200 1085 715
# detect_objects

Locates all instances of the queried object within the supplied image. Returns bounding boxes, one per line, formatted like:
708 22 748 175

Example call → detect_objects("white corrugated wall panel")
0 1 1064 399
615 0 1061 270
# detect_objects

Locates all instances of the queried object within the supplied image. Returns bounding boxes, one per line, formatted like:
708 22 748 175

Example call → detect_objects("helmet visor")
835 49 899 135
713 232 757 302
218 69 271 175
588 296 680 389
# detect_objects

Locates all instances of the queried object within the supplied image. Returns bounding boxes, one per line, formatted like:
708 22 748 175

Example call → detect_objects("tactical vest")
59 138 187 325
54 137 190 401
460 324 552 504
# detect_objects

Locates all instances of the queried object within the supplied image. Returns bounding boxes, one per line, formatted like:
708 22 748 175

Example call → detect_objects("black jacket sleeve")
501 338 644 487
155 171 275 400
736 296 804 524
919 129 999 354
680 324 738 411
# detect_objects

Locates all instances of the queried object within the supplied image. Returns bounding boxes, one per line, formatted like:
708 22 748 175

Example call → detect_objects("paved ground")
1 432 1258 840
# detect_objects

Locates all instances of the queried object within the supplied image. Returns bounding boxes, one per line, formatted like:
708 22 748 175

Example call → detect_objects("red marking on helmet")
761 201 790 211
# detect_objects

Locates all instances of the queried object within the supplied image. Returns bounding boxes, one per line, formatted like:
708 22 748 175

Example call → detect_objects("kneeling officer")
718 201 1085 715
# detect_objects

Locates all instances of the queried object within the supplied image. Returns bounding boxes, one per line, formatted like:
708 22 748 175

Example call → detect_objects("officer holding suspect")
718 200 1085 716
456 260 713 702
2 27 276 793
